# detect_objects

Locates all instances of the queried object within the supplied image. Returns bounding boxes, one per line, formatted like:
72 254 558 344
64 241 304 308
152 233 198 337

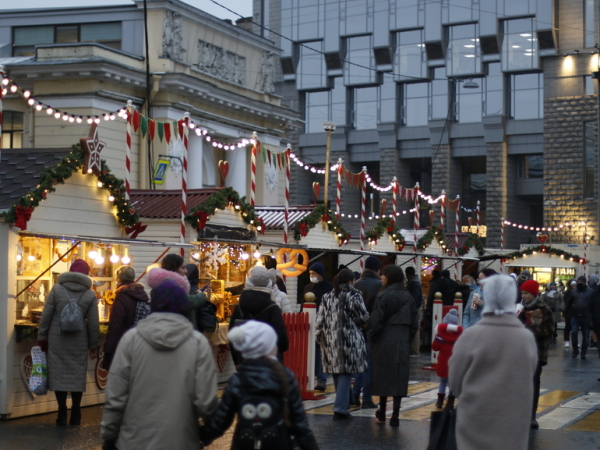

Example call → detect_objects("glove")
38 339 48 353
102 440 118 450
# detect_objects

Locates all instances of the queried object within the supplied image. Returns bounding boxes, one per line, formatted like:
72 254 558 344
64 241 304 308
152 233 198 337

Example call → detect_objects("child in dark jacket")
431 308 463 409
200 321 319 450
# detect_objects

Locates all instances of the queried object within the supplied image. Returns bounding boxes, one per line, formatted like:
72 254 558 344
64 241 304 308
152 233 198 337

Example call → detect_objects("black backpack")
235 359 292 450
195 302 218 332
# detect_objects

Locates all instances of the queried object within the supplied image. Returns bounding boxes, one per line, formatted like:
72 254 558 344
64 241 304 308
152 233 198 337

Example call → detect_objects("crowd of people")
34 251 600 449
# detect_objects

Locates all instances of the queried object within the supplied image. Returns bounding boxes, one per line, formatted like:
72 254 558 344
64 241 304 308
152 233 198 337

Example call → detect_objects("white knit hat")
480 274 517 315
245 265 272 288
228 320 277 359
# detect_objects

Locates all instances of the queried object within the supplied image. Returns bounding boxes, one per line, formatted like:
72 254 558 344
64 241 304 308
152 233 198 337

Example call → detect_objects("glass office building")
257 0 600 248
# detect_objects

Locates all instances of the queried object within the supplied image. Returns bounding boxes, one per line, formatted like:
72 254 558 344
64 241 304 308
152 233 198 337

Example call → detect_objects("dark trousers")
379 396 402 417
571 316 590 356
564 315 572 341
532 362 543 420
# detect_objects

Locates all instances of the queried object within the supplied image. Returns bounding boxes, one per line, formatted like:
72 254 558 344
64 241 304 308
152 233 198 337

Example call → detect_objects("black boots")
447 394 456 409
435 393 445 409
376 396 401 425
70 392 83 425
55 391 83 426
55 391 67 425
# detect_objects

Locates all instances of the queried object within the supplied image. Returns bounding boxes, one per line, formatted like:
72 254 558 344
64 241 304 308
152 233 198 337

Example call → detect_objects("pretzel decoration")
276 248 309 277
103 289 116 306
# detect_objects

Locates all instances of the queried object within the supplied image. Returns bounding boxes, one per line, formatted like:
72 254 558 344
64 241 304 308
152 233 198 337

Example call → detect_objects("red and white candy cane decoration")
413 183 420 264
392 177 398 223
284 145 291 244
440 190 446 229
455 196 460 257
125 100 133 200
360 167 367 270
584 221 588 277
250 131 258 206
336 158 343 219
500 217 505 273
476 200 480 235
180 112 190 256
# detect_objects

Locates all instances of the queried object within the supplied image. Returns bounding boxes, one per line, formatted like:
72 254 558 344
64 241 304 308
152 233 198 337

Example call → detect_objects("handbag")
427 402 457 450
29 346 48 395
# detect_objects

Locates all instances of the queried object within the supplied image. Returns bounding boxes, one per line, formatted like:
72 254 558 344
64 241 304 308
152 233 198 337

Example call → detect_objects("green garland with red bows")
365 217 406 251
184 187 265 234
458 233 485 256
292 204 350 245
1 143 139 230
416 226 446 251
504 245 585 263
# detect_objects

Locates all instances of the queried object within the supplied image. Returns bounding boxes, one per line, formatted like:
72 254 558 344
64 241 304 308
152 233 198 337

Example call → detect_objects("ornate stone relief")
197 39 246 86
255 51 276 94
162 11 186 61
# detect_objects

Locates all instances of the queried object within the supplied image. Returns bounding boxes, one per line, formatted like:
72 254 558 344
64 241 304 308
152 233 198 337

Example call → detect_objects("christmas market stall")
0 133 190 419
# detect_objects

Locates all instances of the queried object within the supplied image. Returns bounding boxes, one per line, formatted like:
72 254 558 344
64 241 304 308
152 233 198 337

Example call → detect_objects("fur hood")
146 268 190 293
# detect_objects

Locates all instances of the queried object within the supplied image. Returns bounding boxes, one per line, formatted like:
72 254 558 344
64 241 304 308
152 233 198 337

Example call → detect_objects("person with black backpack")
185 263 218 335
229 266 289 364
37 259 99 426
200 320 319 450
102 266 150 370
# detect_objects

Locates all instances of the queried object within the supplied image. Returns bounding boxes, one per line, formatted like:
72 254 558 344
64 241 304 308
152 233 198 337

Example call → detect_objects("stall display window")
15 237 52 322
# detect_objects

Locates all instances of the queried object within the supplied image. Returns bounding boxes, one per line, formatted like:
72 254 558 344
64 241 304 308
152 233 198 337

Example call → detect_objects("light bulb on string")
241 252 250 260
46 108 53 114
28 255 36 262
23 90 31 98
110 254 120 264
16 254 22 262
121 255 131 264
88 250 98 259
95 255 105 265
35 103 43 111
10 85 17 93
253 250 261 259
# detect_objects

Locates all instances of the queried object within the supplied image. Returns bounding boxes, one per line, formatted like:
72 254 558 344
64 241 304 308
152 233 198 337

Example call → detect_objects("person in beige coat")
101 279 218 450
449 275 538 450
37 259 99 426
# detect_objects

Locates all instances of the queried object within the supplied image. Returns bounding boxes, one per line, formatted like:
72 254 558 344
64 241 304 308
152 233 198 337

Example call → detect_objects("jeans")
571 316 590 356
315 343 327 385
332 373 352 415
352 343 372 402
564 315 571 342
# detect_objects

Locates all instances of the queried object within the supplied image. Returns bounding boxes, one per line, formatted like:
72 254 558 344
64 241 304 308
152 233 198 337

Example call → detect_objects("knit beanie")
309 262 325 277
245 265 272 288
520 279 540 297
364 256 381 272
443 308 459 325
70 259 90 275
150 279 191 316
228 320 277 359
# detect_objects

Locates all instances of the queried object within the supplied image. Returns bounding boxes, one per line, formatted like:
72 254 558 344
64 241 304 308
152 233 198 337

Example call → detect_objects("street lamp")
322 122 336 206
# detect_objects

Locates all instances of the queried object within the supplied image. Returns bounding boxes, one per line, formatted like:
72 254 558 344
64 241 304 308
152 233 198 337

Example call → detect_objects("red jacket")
431 323 463 378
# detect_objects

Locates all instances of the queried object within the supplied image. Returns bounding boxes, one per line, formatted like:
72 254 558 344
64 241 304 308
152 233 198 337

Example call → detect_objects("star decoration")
80 123 106 176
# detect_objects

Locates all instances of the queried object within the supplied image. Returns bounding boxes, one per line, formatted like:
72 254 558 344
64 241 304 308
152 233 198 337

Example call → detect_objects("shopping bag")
28 346 48 395
427 402 457 450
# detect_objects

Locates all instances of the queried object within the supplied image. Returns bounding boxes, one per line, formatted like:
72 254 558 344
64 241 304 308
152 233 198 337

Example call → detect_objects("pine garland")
1 143 139 228
292 204 350 245
184 186 265 233
365 217 406 251
458 233 486 256
417 226 445 251
504 245 585 263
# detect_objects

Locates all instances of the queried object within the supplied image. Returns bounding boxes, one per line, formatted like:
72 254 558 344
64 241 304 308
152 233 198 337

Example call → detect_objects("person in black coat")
229 266 289 365
303 262 333 390
200 321 319 450
567 276 594 358
442 269 460 298
425 270 454 342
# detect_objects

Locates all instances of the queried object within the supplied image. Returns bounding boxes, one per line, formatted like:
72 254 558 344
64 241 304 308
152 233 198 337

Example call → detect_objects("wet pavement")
2 334 600 449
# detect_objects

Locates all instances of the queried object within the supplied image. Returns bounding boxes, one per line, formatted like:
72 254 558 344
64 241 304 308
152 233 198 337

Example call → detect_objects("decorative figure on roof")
162 11 186 61
80 123 105 176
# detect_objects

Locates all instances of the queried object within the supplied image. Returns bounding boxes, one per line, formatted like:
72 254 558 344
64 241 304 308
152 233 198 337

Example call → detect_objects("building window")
446 23 481 77
353 86 377 130
517 155 543 179
456 78 482 123
1 111 24 149
394 29 427 81
510 73 543 119
297 0 322 41
584 121 595 198
502 18 539 72
344 35 376 86
13 22 122 56
297 41 327 90
430 67 448 120
304 79 346 133
379 74 396 123
402 82 429 126
585 0 596 48
484 63 504 116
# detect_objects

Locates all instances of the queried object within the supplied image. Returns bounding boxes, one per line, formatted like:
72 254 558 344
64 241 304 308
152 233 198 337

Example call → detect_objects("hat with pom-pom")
228 320 277 359
443 308 459 325
150 279 191 316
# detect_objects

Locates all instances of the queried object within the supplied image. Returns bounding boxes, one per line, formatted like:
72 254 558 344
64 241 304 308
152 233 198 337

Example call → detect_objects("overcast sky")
0 0 253 22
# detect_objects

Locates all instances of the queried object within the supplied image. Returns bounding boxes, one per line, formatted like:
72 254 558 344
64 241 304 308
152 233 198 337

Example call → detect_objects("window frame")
1 111 25 149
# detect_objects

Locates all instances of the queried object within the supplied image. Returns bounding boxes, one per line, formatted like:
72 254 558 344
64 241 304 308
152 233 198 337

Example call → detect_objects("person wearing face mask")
516 279 555 429
304 262 333 390
566 276 594 359
229 266 289 364
541 282 563 339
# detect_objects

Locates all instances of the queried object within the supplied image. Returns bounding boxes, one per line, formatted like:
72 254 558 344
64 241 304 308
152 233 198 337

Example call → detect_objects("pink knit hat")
69 259 90 275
